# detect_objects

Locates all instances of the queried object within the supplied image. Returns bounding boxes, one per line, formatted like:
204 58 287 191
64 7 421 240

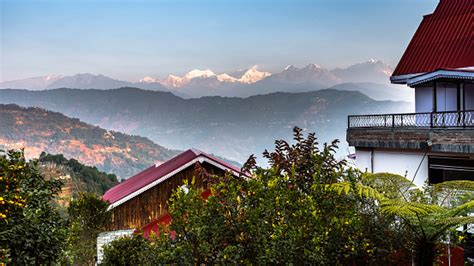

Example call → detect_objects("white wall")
355 150 372 173
355 149 428 187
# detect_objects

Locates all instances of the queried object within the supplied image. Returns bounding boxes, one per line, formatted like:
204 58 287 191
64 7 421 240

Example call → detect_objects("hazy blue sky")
1 0 438 82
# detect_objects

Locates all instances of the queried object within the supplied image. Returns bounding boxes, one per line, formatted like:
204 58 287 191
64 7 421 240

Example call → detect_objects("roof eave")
106 155 244 210
406 69 474 87
390 73 420 85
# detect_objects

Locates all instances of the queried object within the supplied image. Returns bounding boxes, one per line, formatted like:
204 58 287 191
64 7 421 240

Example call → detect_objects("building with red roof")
102 148 244 231
97 149 243 262
347 0 474 187
391 0 473 83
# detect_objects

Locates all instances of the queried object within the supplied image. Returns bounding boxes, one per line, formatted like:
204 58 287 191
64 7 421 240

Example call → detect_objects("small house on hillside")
97 149 244 262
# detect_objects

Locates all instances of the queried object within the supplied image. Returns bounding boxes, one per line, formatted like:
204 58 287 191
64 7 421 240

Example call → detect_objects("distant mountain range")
0 60 412 101
0 73 169 92
0 104 179 178
0 88 412 164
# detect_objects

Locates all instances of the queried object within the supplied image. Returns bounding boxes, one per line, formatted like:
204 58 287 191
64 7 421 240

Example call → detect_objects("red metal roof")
392 0 474 77
102 149 243 205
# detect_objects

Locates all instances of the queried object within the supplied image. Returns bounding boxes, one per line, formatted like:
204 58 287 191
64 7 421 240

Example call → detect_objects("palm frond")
433 216 474 227
443 200 474 217
380 199 444 217
325 182 385 200
435 180 474 192
363 172 418 198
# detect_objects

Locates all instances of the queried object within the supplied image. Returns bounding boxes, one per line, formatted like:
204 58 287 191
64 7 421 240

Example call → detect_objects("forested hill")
0 104 179 178
0 88 412 163
39 152 119 195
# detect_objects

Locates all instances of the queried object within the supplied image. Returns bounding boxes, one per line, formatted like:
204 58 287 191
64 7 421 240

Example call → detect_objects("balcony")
347 110 474 154
348 110 474 129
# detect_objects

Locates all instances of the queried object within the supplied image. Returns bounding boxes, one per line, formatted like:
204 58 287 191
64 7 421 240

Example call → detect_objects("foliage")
101 235 152 265
331 173 474 265
102 127 404 264
39 152 119 195
0 149 67 264
67 192 111 265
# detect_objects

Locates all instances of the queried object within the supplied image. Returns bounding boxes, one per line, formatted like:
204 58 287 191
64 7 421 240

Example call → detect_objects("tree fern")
325 182 385 201
330 172 474 265
380 199 443 217
442 199 474 217
434 216 474 227
434 180 474 192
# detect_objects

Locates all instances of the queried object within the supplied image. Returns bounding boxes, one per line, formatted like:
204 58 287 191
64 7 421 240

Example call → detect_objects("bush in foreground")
102 128 404 264
102 128 474 265
0 150 67 264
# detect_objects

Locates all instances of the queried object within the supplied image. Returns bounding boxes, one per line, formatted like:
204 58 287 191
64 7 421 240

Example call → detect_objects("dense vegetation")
39 152 118 195
0 150 112 265
102 128 474 265
66 192 111 265
2 128 473 264
0 150 67 264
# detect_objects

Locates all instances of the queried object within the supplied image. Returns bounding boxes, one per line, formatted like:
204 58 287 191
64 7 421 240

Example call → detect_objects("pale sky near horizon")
1 0 438 82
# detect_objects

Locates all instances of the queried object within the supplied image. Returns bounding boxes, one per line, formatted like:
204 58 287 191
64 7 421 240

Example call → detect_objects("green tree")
101 235 152 265
67 192 111 265
0 149 67 264
102 127 403 264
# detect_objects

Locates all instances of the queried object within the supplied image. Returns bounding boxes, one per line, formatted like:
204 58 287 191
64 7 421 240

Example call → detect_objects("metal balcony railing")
348 110 474 129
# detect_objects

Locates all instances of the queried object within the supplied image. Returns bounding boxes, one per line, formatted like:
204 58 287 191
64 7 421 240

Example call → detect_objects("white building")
347 0 474 187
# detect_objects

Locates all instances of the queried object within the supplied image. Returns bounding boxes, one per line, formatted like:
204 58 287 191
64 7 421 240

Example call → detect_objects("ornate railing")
348 110 474 129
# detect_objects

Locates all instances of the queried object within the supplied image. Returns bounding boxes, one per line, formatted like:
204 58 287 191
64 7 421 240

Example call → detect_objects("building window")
436 82 458 112
465 82 474 110
428 156 474 184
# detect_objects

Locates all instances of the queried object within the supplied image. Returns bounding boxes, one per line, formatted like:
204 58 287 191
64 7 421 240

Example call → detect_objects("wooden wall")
107 162 227 231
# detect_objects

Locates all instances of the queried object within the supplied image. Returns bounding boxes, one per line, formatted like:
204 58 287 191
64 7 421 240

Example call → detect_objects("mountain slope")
38 152 119 207
0 75 62 90
331 59 393 84
0 88 412 163
0 104 179 178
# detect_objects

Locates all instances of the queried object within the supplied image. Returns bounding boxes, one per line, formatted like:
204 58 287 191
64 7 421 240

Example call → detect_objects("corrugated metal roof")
102 149 243 205
392 0 474 77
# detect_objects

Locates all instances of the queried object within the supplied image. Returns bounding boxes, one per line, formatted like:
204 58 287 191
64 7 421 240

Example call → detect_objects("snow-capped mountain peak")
238 66 271 84
139 76 159 83
153 67 270 88
184 69 216 79
217 73 237 83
